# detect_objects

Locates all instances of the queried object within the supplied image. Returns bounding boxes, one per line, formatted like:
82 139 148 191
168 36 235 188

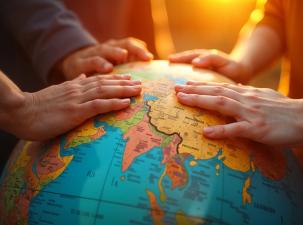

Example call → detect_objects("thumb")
192 54 228 69
80 56 113 75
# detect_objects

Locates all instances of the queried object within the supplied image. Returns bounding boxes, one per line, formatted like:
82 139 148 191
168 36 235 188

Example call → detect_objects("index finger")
79 74 132 85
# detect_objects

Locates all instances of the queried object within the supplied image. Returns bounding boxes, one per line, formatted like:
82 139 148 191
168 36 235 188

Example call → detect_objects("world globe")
1 60 303 225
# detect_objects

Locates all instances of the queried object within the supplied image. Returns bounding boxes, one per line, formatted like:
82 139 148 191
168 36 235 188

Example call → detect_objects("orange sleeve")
257 0 285 44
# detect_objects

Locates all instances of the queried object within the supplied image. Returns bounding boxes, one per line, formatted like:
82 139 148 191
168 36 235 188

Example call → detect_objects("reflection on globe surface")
1 60 303 225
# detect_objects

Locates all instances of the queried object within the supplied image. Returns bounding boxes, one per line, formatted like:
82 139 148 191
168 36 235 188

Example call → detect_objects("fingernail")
133 80 141 85
133 85 142 90
177 92 188 99
203 127 214 134
122 99 130 104
175 84 185 91
119 49 128 55
187 80 195 85
146 52 154 59
120 74 131 79
104 63 113 70
192 58 205 64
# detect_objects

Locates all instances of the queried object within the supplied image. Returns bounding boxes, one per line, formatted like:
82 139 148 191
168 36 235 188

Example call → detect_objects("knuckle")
252 116 267 129
64 83 81 97
244 93 260 101
215 96 227 106
246 105 259 114
214 86 224 94
106 38 116 45
216 126 225 135
233 124 245 135
252 118 269 138
91 57 103 66
252 88 262 94
126 37 136 43
222 83 231 88
190 85 199 93
98 79 106 86
90 100 102 112
119 80 128 85
96 75 104 81
119 87 128 95
96 84 104 94
64 103 78 114
192 94 200 104
97 44 106 51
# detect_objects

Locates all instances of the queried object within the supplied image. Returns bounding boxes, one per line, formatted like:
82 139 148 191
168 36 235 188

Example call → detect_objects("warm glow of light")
151 0 175 59
195 0 254 6
278 60 290 96
250 8 264 23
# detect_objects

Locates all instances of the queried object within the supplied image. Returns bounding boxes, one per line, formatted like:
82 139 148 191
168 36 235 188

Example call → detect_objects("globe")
1 60 303 225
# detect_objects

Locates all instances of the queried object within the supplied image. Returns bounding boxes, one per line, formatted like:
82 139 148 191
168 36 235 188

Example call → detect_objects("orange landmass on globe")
1 118 106 224
115 100 143 121
122 114 163 172
165 156 188 189
0 140 70 224
36 141 73 182
146 190 166 225
242 176 252 205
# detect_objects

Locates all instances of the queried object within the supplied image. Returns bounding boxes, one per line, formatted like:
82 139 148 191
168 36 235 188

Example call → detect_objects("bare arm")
230 25 284 81
169 24 284 83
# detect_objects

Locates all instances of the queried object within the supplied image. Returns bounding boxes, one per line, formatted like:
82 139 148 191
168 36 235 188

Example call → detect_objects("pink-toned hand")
169 49 252 83
4 74 141 141
59 37 153 80
175 81 303 146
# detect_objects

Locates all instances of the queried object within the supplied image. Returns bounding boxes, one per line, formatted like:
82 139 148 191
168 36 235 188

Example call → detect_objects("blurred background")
65 0 280 89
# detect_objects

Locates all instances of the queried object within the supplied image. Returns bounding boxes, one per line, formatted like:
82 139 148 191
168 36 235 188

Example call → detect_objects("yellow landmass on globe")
176 211 209 225
148 91 251 174
242 176 252 205
64 119 105 149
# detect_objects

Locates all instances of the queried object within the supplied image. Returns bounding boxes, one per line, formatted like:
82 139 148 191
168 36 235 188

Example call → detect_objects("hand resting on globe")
175 81 303 146
0 71 141 141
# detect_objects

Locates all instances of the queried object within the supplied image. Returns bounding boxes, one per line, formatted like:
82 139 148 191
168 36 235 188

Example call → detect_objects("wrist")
230 51 255 84
236 60 254 84
0 91 27 136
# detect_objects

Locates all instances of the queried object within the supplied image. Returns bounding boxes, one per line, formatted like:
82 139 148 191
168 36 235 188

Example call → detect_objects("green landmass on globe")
1 60 303 225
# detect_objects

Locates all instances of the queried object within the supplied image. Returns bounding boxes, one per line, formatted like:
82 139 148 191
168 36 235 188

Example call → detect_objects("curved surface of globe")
1 60 303 225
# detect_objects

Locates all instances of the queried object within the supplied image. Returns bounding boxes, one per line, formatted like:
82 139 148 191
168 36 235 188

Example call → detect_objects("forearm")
0 71 25 134
230 25 284 81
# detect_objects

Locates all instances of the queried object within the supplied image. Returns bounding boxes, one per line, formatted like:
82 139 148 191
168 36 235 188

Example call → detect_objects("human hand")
59 37 153 80
6 74 141 141
175 81 303 146
169 49 252 83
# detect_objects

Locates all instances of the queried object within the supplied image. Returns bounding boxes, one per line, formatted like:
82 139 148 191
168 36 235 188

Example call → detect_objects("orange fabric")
258 0 303 98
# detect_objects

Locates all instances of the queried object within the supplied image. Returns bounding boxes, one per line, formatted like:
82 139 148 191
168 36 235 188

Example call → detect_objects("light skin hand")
59 37 154 80
1 73 141 141
169 49 253 83
175 81 303 146
169 26 283 84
